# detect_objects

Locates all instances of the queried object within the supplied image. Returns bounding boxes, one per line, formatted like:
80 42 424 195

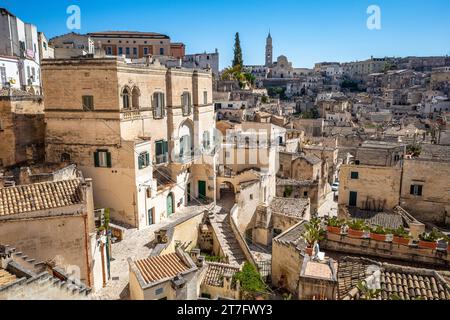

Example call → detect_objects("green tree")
233 262 267 300
232 32 243 69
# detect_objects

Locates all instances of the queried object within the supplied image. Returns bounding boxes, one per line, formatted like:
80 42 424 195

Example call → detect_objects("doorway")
167 193 174 217
198 181 207 200
349 191 358 207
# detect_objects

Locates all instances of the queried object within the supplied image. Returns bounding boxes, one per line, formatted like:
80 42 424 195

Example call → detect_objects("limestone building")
0 174 107 291
0 91 45 168
87 31 185 59
41 56 216 229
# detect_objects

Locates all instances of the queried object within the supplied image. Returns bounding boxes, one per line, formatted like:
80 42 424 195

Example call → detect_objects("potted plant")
302 218 325 256
370 225 387 242
347 219 368 238
326 217 344 235
392 226 411 245
418 229 440 249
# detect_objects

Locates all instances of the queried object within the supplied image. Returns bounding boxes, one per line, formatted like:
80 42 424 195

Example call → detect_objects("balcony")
155 153 168 165
121 110 141 121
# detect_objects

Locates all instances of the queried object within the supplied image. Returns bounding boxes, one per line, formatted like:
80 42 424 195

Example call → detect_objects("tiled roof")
337 257 450 300
0 179 83 217
274 221 307 251
134 253 191 285
202 263 240 288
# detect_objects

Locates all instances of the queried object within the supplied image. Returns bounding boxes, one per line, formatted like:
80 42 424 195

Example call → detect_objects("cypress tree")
232 32 243 69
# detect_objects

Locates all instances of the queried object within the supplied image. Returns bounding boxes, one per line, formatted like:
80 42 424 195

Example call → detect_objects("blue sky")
2 0 450 68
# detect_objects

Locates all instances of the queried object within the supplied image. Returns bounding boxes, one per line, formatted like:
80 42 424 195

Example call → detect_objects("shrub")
326 217 344 228
371 225 386 235
347 219 368 231
233 263 267 300
392 225 410 238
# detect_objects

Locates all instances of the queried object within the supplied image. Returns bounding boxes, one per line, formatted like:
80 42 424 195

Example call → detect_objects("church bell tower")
265 31 273 67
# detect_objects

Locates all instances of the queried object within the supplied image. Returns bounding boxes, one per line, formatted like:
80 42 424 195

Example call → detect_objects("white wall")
0 57 21 88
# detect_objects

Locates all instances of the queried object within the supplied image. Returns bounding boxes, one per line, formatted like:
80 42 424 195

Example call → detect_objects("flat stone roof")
270 197 310 219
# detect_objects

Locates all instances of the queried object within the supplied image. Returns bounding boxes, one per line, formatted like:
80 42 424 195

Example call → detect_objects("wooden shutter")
94 151 100 167
418 185 423 196
106 152 112 168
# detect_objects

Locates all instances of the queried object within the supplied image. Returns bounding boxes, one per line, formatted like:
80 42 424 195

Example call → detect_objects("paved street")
92 203 214 300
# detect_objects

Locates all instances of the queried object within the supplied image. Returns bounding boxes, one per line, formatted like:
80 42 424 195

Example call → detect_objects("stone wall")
400 159 450 224
339 164 401 211
0 97 45 167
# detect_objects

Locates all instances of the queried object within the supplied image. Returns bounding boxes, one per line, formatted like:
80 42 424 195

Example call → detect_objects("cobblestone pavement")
92 203 214 300
318 191 338 218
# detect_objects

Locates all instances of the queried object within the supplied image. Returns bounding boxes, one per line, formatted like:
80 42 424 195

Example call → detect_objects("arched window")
61 153 71 163
122 87 130 110
132 87 140 109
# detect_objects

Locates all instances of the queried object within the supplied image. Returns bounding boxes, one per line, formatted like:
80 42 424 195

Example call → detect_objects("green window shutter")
418 185 423 196
94 151 100 167
163 140 168 154
106 152 112 168
146 152 150 165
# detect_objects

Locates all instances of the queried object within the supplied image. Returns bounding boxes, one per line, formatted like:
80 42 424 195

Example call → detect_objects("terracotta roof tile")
134 253 191 285
202 263 240 288
338 257 450 300
0 179 83 216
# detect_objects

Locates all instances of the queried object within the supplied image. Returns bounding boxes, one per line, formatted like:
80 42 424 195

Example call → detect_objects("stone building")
49 32 95 59
183 50 219 77
399 145 450 225
87 31 185 59
338 160 402 212
41 57 216 229
0 92 45 167
278 151 329 213
0 245 92 300
0 175 107 291
128 248 199 300
200 262 241 300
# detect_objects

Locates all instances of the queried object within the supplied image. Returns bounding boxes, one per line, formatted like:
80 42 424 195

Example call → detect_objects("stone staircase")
0 245 92 300
210 207 247 266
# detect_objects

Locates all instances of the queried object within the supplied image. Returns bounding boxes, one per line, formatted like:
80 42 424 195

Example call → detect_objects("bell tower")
265 31 273 67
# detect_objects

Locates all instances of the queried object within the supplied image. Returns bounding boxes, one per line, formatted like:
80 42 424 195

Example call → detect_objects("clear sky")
2 0 450 69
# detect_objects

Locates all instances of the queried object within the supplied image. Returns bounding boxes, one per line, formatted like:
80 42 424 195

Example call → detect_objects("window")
125 47 130 56
181 92 191 116
118 47 123 55
106 47 112 55
155 288 164 295
0 66 6 85
155 140 168 164
122 88 130 109
131 87 140 109
350 172 359 179
143 47 148 55
138 152 150 169
153 92 165 119
60 153 71 162
160 48 164 55
133 47 137 56
203 91 208 105
304 191 308 197
250 194 254 200
202 131 211 150
410 185 423 196
82 95 94 111
94 150 112 168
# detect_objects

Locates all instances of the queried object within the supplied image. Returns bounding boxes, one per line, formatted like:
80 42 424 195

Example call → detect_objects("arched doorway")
219 181 236 199
178 120 194 161
167 193 175 217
